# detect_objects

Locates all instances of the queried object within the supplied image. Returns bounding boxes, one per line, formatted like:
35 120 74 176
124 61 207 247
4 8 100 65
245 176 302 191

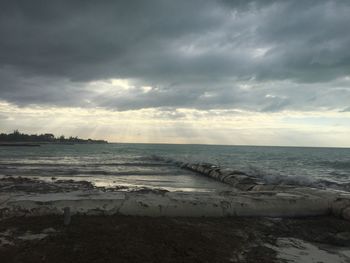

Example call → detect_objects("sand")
1 215 350 263
1 174 350 262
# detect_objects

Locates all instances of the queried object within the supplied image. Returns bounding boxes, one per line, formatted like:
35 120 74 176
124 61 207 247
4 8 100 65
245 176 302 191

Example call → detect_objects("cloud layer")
0 0 350 111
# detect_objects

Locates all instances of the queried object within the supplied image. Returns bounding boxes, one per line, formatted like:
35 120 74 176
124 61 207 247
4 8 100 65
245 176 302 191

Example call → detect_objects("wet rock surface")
180 161 282 190
0 176 95 193
0 215 349 263
0 176 149 194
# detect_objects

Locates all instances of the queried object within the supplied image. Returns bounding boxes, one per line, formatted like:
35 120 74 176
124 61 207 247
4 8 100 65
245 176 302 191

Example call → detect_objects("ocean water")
0 143 349 192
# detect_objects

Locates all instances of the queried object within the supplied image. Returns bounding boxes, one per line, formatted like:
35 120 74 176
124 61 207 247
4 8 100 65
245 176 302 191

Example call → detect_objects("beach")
1 144 350 262
1 214 350 263
1 173 350 262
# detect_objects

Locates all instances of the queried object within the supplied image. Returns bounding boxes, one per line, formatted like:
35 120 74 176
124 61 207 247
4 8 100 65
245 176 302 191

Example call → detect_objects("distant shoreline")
0 130 108 145
0 141 108 147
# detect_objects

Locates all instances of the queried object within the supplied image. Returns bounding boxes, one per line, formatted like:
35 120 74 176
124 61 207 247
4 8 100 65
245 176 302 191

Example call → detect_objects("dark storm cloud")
0 0 349 111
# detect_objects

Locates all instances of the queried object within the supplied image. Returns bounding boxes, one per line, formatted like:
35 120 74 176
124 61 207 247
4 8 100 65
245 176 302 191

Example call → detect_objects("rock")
209 169 221 179
180 162 188 168
201 168 212 176
188 164 198 171
197 166 206 174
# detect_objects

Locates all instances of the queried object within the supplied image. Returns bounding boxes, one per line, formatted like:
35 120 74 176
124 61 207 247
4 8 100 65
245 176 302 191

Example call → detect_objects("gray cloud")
0 0 349 111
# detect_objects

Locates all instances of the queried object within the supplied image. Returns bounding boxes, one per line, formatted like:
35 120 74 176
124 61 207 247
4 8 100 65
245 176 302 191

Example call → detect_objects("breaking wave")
147 154 350 192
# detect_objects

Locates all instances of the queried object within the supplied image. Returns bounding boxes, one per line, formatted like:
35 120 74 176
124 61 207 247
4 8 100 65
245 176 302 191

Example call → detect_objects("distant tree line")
0 130 107 144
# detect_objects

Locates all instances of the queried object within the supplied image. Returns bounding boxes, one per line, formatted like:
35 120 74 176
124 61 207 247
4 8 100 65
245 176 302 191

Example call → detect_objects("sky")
0 0 350 146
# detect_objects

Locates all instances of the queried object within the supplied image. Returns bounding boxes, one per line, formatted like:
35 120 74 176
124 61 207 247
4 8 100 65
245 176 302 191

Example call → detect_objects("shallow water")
0 143 349 191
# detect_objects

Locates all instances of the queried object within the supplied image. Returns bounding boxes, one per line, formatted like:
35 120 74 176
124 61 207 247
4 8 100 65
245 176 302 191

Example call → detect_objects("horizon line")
106 141 350 149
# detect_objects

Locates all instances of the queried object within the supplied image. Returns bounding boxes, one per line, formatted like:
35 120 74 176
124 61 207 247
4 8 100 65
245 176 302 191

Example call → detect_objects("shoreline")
1 159 350 262
1 174 349 219
1 173 350 262
0 142 108 146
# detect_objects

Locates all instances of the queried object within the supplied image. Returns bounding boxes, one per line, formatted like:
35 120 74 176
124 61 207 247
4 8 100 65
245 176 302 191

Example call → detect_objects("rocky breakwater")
181 162 294 191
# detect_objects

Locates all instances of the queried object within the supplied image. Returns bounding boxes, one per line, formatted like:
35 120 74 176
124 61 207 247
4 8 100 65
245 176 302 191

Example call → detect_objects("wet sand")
1 176 350 262
1 215 350 263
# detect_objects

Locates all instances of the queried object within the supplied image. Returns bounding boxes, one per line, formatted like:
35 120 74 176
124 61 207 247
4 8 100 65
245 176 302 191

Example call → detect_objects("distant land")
0 130 108 146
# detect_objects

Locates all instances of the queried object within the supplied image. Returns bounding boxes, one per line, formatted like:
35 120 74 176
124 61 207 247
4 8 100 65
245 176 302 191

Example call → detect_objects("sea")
0 143 350 192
